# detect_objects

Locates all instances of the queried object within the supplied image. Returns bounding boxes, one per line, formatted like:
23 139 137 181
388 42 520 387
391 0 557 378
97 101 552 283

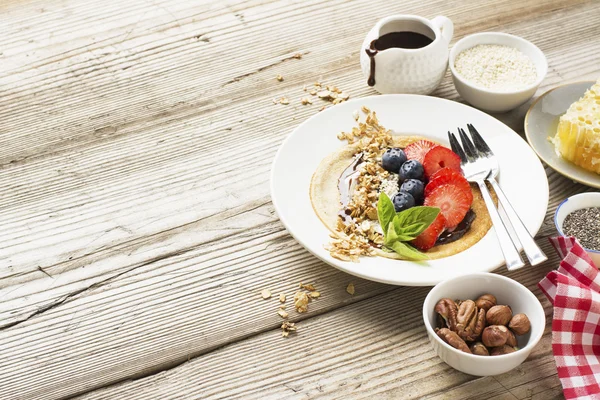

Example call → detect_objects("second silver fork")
466 124 547 266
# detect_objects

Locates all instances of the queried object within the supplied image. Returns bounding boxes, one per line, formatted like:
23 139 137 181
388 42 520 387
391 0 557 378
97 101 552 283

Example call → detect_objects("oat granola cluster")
261 282 320 337
326 107 394 262
303 82 350 109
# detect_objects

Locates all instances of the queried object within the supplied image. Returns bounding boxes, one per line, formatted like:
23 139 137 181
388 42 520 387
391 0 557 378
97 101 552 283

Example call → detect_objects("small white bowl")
422 272 545 376
449 32 548 113
554 192 600 267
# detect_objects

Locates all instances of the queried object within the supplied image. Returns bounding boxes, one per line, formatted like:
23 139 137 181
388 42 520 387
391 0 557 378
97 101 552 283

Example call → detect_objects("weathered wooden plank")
1 0 597 329
76 249 560 400
0 0 597 398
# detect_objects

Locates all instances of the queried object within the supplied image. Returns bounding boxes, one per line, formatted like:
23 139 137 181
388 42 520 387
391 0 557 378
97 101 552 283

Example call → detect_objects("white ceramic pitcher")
360 15 454 95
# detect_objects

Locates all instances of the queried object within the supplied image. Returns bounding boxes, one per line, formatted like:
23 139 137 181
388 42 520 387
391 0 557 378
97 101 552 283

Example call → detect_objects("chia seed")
562 207 600 250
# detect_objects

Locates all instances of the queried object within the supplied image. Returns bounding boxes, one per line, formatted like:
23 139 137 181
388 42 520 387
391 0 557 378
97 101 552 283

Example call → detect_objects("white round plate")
271 95 549 286
524 81 599 188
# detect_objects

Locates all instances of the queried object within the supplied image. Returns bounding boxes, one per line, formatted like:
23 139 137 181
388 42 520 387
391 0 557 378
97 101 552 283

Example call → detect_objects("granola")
346 283 355 295
324 108 393 260
294 291 310 313
281 321 297 337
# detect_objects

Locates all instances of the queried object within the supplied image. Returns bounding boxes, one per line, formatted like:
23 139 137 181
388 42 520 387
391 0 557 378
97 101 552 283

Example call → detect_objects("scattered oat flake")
303 84 307 91
261 289 272 299
353 110 359 120
279 293 286 303
319 106 327 112
293 53 302 59
301 97 312 105
279 97 289 105
276 74 284 81
294 291 309 313
346 283 355 295
309 291 320 298
309 89 317 95
278 309 289 318
317 90 331 99
281 321 297 337
300 283 316 291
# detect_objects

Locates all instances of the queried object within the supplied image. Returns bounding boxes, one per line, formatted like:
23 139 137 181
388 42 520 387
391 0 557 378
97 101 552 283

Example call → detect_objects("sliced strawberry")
404 140 439 164
422 146 462 178
424 183 472 229
425 167 473 204
411 213 447 250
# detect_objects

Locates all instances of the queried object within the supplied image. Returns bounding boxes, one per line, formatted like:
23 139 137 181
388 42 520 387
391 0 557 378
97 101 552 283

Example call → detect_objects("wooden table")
1 0 599 398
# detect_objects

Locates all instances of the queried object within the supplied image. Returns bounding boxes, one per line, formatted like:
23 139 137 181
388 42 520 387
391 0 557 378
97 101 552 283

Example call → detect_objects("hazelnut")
475 294 497 311
486 305 512 326
490 345 518 356
509 313 531 335
436 328 471 353
506 329 517 347
482 325 509 347
469 342 489 356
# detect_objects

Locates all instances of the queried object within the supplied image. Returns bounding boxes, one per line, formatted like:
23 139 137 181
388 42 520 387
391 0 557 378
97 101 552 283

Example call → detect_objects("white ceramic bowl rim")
554 193 600 254
423 272 545 360
449 32 548 95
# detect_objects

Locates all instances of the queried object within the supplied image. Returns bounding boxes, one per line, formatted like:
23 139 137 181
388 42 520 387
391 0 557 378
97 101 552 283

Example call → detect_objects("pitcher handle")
431 16 453 44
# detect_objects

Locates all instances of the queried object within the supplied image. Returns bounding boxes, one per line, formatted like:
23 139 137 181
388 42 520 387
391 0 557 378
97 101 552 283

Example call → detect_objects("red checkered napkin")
538 236 600 400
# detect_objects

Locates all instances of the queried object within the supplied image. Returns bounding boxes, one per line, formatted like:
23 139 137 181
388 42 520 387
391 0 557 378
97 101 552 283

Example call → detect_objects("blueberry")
398 160 424 182
381 148 407 173
392 192 415 212
400 179 424 204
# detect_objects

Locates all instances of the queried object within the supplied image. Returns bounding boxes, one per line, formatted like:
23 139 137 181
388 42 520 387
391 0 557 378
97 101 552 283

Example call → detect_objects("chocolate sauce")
436 210 476 245
337 153 364 223
366 31 434 86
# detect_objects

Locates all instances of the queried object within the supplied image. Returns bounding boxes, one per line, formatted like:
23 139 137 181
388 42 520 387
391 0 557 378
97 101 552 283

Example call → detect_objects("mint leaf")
393 206 440 240
377 192 396 235
387 241 429 261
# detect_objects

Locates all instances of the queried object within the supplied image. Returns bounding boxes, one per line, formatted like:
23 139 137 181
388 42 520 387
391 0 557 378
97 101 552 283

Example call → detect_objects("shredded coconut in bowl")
454 44 537 91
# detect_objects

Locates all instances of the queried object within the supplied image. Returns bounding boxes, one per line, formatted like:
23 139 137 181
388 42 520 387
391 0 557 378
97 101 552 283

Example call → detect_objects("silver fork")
448 130 525 271
466 124 547 266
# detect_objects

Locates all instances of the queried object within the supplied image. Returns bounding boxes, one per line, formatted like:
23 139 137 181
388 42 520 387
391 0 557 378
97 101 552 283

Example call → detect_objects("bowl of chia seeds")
554 192 600 267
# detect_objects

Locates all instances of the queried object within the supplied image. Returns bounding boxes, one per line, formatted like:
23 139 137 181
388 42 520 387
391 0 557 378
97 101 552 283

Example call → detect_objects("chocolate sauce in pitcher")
366 31 434 86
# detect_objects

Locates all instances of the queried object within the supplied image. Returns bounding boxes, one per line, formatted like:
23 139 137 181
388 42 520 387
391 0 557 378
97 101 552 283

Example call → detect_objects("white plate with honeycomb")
525 80 599 188
271 95 548 286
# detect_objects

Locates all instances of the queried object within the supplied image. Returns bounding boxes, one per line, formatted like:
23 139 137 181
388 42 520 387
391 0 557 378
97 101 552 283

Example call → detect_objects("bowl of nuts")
422 272 545 376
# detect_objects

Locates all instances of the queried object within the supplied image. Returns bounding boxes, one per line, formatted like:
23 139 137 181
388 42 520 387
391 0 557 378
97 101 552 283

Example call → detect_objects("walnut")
475 294 497 311
469 342 490 356
490 345 517 356
434 298 458 331
509 313 531 335
506 329 517 347
482 325 510 347
486 305 512 326
436 328 471 353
